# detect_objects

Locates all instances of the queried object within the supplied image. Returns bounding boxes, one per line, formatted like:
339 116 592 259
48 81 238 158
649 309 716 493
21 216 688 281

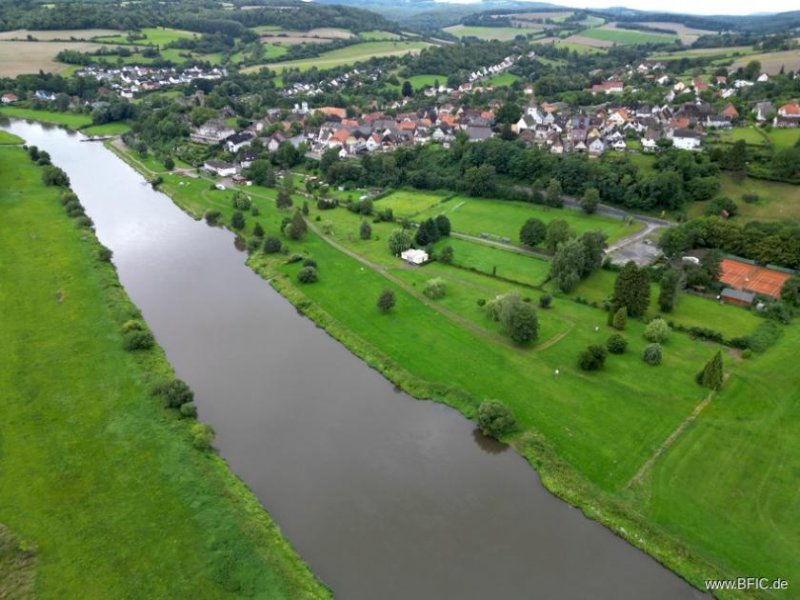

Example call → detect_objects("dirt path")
625 390 716 489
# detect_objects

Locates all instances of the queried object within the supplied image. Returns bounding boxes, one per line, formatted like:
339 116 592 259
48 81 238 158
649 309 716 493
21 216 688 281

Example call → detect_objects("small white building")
400 248 429 265
671 128 702 151
203 160 237 177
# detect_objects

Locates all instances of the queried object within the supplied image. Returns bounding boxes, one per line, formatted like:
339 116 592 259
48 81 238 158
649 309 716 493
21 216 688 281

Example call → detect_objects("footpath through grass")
0 145 328 599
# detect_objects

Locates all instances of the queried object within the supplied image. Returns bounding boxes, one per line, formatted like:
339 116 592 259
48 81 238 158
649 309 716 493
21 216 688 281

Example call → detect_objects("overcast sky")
435 0 796 15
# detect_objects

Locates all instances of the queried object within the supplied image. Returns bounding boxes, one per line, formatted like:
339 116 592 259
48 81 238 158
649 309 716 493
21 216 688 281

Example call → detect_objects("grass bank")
0 144 328 598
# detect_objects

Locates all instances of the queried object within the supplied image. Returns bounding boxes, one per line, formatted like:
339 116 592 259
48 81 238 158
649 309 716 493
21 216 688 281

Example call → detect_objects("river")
3 119 704 599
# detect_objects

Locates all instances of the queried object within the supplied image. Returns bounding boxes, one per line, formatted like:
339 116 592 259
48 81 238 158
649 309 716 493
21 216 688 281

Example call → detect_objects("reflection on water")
472 428 509 455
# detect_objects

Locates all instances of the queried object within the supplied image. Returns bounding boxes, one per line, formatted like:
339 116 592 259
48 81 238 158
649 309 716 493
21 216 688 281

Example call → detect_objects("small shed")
400 249 429 265
720 287 755 308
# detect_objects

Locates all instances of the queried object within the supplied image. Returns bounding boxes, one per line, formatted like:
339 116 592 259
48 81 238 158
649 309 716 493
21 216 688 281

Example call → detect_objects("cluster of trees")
415 215 450 247
486 292 539 344
660 216 800 269
612 262 651 318
549 231 607 292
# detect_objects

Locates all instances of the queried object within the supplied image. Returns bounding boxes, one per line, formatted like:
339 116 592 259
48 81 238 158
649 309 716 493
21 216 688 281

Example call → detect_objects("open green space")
488 72 519 86
715 126 769 146
444 25 532 41
648 45 755 60
689 173 800 223
766 127 800 150
579 26 677 45
0 145 328 599
547 39 606 54
81 121 131 136
375 189 447 216
416 196 642 245
0 106 92 128
0 130 23 144
95 27 197 46
359 30 403 40
246 40 431 73
114 140 800 594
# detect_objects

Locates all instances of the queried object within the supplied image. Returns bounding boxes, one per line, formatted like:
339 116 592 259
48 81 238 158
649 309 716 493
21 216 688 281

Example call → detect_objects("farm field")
415 196 643 245
539 37 607 53
0 28 121 41
578 24 677 45
713 126 769 146
730 49 800 74
443 25 531 41
630 21 712 44
359 30 403 40
375 189 447 216
259 28 354 44
0 107 92 128
245 40 431 73
0 145 328 599
689 173 800 223
94 27 197 46
0 40 104 76
648 45 754 60
117 140 800 593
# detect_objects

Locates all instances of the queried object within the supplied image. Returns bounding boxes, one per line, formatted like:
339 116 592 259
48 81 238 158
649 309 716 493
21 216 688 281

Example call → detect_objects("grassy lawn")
433 237 552 288
0 106 92 128
716 126 769 146
375 189 448 217
639 324 800 593
0 146 328 599
95 27 197 46
114 140 800 593
579 26 676 45
247 41 431 73
689 173 800 223
488 72 519 86
545 39 606 54
81 121 131 136
0 130 23 144
416 196 642 245
766 128 800 150
444 25 533 41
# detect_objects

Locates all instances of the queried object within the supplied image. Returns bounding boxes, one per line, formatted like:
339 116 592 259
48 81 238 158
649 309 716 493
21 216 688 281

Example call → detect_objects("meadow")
578 25 677 45
359 30 403 40
443 25 531 41
0 145 328 599
689 173 800 223
415 196 642 245
115 143 800 593
94 27 197 46
488 72 519 86
375 189 447 216
0 106 92 128
731 49 800 74
0 40 103 76
629 21 712 44
245 40 431 73
0 29 121 41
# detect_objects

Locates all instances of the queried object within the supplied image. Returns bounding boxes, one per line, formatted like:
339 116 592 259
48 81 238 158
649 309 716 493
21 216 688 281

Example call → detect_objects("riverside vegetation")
0 142 329 598
112 139 800 598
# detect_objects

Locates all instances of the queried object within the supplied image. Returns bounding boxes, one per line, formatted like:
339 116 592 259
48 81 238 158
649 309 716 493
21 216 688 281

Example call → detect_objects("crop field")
433 237 552 287
648 45 754 60
376 189 447 216
0 28 121 41
415 196 642 245
245 40 432 73
259 28 354 45
0 40 105 76
578 24 677 45
540 38 608 53
95 27 197 46
630 22 712 44
730 49 800 74
443 25 531 41
0 145 328 599
689 173 800 223
359 30 403 40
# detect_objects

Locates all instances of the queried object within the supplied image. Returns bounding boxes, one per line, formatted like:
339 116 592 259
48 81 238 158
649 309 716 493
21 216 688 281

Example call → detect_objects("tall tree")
550 239 586 292
658 267 683 312
580 187 600 214
286 210 307 240
520 218 546 246
578 230 607 276
613 261 650 317
697 351 724 390
544 219 572 253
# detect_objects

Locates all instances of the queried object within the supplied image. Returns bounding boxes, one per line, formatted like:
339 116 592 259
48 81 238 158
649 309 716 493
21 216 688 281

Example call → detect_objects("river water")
4 120 704 599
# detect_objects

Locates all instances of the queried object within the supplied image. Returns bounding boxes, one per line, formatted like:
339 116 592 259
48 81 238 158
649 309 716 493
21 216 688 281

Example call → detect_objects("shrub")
539 294 552 309
190 423 215 450
251 206 260 217
297 266 318 284
302 258 317 268
152 379 194 409
644 318 670 343
377 289 396 313
122 330 154 351
423 277 446 299
42 165 70 187
204 210 221 225
578 344 607 371
179 402 198 418
606 333 628 354
642 343 662 365
74 215 94 229
741 193 759 204
231 210 245 230
287 254 303 264
263 236 282 254
359 220 372 240
252 222 265 237
121 319 144 332
439 245 454 264
477 400 516 439
97 246 113 262
477 298 486 307
611 306 627 330
696 350 724 390
741 349 753 359
231 192 251 211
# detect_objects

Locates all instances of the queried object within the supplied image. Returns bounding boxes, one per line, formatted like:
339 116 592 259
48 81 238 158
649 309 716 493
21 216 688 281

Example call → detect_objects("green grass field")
359 30 403 40
689 173 800 223
376 189 447 216
416 196 642 245
95 27 197 46
766 127 800 150
648 45 754 60
0 130 23 144
0 106 92 128
0 145 328 599
81 121 131 136
488 72 519 86
716 126 769 146
247 40 431 73
546 40 606 54
114 140 800 594
444 25 532 41
580 26 677 45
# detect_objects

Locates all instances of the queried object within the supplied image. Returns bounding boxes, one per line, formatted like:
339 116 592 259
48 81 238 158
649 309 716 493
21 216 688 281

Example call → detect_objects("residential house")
203 160 237 177
671 128 702 151
775 102 800 127
225 132 253 154
1 93 18 104
191 119 235 145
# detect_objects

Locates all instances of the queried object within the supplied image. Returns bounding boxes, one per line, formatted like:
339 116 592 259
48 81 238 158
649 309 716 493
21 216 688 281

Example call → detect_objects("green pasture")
0 106 92 128
376 189 447 216
689 173 800 223
580 26 677 45
488 72 519 86
95 27 197 46
247 41 431 73
444 25 531 41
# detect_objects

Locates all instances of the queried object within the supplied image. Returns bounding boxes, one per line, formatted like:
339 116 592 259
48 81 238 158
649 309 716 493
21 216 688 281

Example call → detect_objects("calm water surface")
4 120 704 600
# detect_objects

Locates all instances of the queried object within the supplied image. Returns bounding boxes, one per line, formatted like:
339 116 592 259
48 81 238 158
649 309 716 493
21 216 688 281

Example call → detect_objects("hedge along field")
416 196 642 245
0 145 328 598
639 324 800 593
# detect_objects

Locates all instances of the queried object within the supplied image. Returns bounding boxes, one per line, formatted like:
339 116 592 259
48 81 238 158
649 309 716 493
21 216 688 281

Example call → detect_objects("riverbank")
100 142 767 598
0 144 329 598
0 106 130 136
